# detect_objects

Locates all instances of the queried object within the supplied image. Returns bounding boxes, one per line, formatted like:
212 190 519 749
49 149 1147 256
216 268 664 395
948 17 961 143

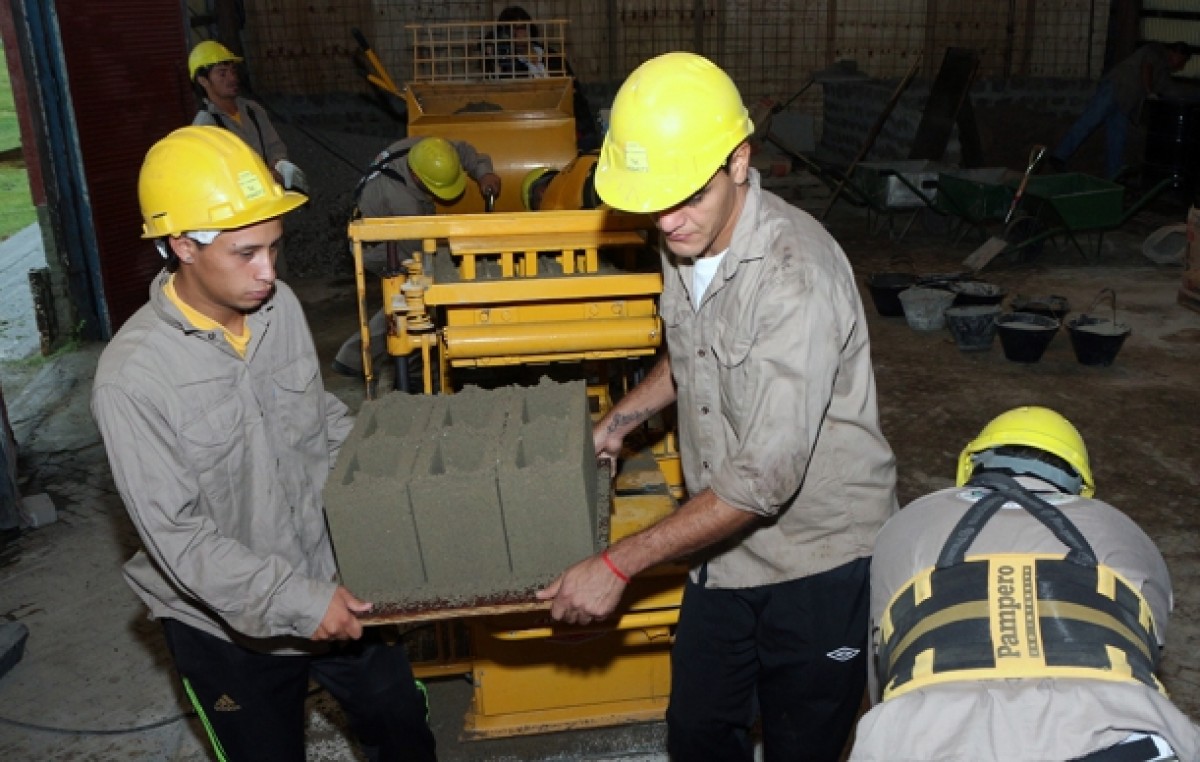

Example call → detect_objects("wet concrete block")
407 423 511 597
498 380 598 579
325 378 600 609
325 395 439 599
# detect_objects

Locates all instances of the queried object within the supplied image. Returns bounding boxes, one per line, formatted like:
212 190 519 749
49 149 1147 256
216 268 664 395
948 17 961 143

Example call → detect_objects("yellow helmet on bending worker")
521 153 602 211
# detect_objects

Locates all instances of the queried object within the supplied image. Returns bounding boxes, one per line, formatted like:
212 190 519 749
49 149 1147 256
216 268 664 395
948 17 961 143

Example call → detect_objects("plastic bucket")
949 280 1006 307
996 312 1060 363
865 272 918 317
1068 317 1131 366
944 305 1001 351
898 287 956 331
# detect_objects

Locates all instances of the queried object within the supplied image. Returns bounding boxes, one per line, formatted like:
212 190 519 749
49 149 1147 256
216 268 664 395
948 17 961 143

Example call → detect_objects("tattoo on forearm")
608 409 652 433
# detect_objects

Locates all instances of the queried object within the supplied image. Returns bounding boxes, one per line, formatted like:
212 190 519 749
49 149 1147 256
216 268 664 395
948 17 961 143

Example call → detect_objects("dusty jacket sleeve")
92 383 336 639
452 140 495 181
709 260 847 515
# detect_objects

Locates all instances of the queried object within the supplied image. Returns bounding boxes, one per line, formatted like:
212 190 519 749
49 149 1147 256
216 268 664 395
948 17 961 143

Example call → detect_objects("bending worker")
332 136 501 380
521 152 601 211
537 52 898 761
91 126 436 761
852 406 1200 761
188 40 306 193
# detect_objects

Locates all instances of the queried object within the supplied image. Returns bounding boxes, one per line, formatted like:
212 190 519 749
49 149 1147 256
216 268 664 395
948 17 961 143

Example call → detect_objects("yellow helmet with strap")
408 138 467 201
139 126 305 238
956 406 1094 497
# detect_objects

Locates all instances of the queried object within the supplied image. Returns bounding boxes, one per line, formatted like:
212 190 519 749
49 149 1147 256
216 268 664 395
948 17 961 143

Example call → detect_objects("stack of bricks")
324 378 602 611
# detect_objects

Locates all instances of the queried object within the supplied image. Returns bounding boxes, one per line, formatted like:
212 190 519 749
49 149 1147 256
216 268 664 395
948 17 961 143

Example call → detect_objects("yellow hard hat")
595 52 753 213
956 406 1095 496
139 126 306 239
188 40 243 81
521 167 557 210
408 138 467 201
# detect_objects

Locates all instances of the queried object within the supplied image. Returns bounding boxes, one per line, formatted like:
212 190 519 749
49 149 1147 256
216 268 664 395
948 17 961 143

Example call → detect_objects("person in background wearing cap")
852 406 1200 761
536 52 897 761
90 126 436 762
331 135 501 380
188 40 307 194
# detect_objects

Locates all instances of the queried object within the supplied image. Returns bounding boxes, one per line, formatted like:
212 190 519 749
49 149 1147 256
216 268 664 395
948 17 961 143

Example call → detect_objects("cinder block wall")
817 78 1095 168
325 379 601 611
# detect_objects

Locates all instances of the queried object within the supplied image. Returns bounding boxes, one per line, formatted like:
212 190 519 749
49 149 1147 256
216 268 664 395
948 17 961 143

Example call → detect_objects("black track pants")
161 619 437 762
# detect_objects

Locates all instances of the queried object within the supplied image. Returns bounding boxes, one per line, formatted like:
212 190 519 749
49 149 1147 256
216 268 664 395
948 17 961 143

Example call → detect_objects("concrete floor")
1 177 1199 760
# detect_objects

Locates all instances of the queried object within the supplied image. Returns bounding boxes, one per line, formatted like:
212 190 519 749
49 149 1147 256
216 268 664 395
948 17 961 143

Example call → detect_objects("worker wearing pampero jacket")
537 52 898 761
189 40 307 194
332 135 501 379
852 406 1200 762
91 126 436 762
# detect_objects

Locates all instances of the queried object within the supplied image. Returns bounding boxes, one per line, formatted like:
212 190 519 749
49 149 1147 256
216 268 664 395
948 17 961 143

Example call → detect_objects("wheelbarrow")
933 167 1019 245
793 154 946 242
962 172 1178 266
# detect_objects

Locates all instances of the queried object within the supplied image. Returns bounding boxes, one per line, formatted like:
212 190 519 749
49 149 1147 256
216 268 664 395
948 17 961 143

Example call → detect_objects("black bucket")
866 272 918 317
949 281 1006 307
1067 288 1131 366
996 312 1060 363
1010 294 1070 322
945 305 1001 351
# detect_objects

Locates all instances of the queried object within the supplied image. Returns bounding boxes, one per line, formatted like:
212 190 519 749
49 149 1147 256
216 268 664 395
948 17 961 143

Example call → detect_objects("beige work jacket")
662 170 897 588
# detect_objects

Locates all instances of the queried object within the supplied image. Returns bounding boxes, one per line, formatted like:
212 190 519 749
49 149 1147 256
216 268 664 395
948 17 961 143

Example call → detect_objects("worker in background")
537 52 898 762
188 40 307 194
332 136 501 379
486 5 599 151
91 126 436 762
852 406 1200 762
521 152 601 211
1049 41 1193 180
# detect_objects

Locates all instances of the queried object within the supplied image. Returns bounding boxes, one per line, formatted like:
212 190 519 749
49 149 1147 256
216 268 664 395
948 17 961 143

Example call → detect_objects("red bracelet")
601 549 630 584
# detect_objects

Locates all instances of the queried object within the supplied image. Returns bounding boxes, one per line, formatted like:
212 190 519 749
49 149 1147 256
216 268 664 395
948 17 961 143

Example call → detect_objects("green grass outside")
0 39 36 241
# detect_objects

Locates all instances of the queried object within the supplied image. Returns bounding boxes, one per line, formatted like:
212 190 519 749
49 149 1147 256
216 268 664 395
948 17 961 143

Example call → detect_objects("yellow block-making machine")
344 20 686 739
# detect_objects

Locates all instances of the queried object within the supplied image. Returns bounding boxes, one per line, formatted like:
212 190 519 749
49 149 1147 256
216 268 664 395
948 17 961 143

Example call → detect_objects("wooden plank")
361 599 551 626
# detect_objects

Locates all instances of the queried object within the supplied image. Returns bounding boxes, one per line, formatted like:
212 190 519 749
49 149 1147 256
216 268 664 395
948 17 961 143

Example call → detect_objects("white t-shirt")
691 250 727 310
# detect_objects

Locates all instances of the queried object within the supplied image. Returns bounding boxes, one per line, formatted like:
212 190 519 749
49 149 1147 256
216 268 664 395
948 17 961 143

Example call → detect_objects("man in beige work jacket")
91 126 435 762
852 406 1200 762
537 52 898 761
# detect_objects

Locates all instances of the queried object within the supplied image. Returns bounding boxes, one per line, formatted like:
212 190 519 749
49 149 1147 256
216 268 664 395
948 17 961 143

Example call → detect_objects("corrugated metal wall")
54 0 193 333
238 0 1114 116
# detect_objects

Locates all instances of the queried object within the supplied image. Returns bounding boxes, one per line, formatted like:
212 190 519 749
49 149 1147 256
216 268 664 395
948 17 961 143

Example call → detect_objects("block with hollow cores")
498 384 598 578
324 378 602 610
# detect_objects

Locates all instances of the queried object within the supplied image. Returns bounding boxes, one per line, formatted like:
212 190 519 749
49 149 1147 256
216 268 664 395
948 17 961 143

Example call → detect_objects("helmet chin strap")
971 450 1083 495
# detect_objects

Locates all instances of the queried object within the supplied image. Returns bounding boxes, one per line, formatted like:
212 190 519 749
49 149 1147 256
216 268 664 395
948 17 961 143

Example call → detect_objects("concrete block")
20 492 56 528
498 380 598 579
325 378 601 610
0 621 29 680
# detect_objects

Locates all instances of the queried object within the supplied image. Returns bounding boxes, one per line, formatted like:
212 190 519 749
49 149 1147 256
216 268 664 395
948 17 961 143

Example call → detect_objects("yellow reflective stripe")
1040 600 1155 663
885 662 1164 701
913 568 934 605
1097 564 1118 601
182 677 228 762
885 600 989 675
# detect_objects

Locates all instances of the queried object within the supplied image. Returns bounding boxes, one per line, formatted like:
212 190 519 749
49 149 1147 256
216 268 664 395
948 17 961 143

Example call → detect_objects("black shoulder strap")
245 106 267 159
354 147 410 204
937 472 1098 569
